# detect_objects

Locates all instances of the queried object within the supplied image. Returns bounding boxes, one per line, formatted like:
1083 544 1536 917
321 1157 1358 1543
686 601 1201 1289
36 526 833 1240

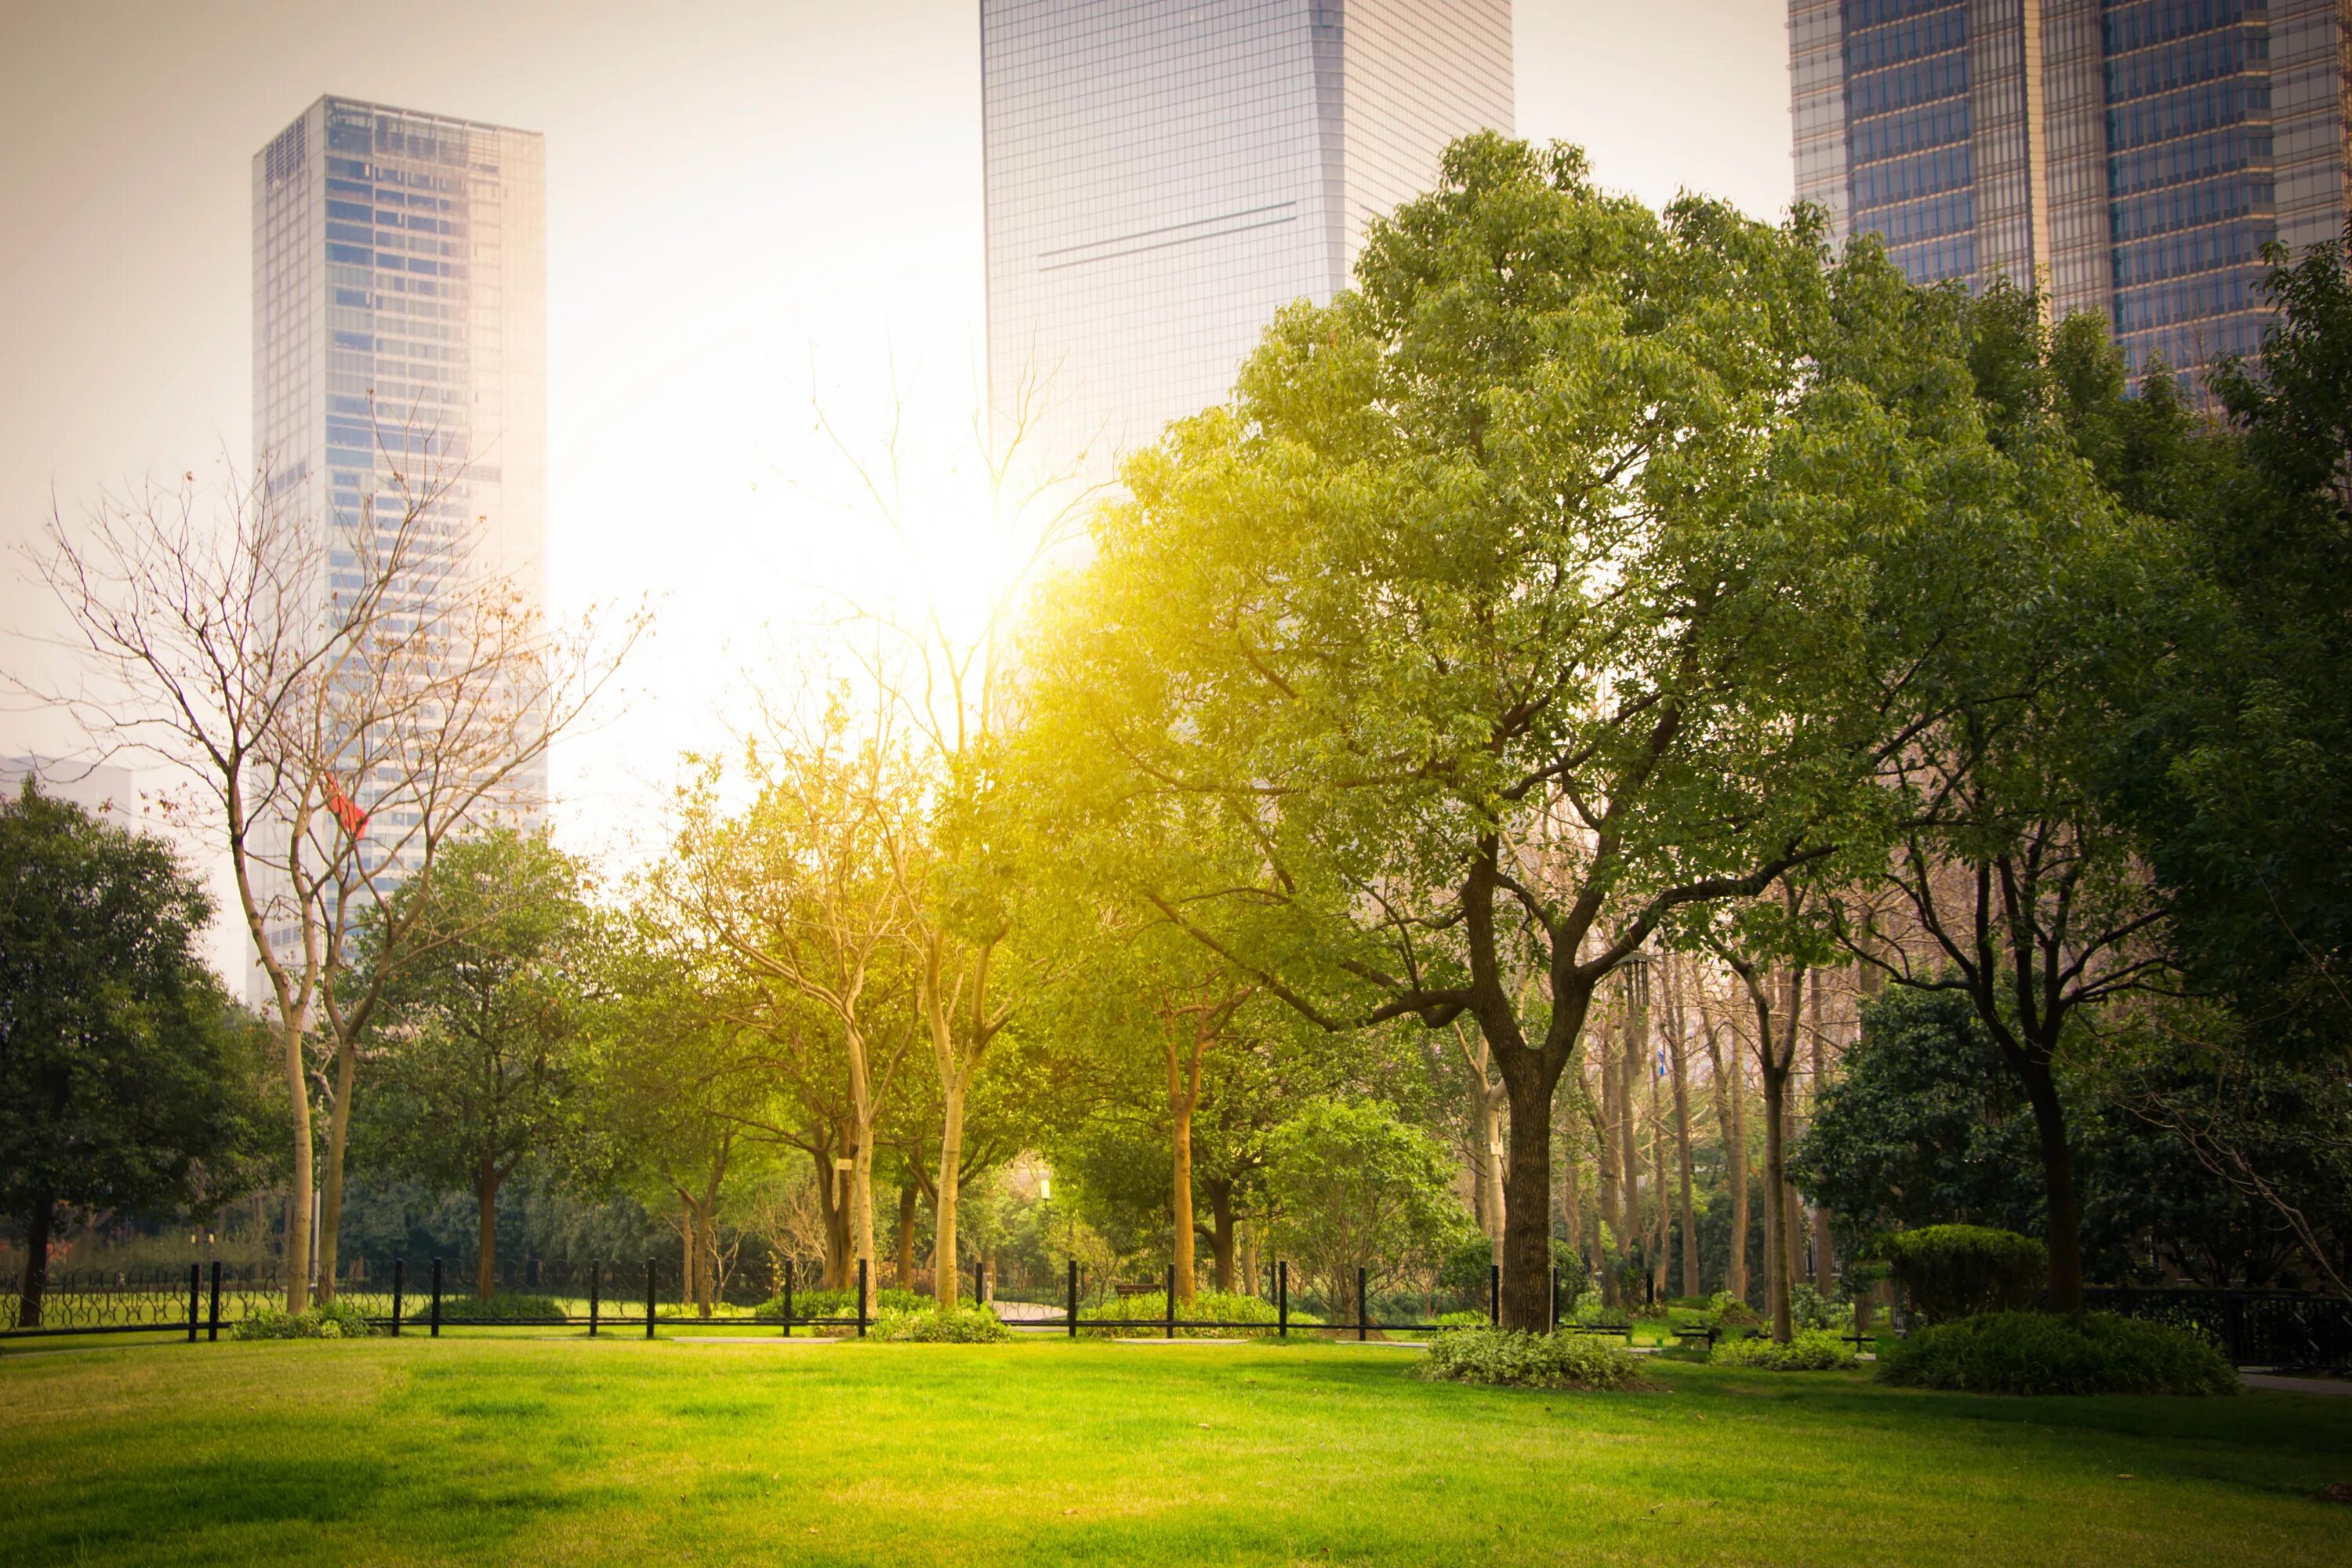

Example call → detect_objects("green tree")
359 829 594 1298
1020 136 1986 1327
1265 1098 1468 1323
1 784 274 1326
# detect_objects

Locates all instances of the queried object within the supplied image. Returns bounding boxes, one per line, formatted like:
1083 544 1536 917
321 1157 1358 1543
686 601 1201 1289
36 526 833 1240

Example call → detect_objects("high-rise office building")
1791 0 2351 379
249 96 546 985
982 1 1514 474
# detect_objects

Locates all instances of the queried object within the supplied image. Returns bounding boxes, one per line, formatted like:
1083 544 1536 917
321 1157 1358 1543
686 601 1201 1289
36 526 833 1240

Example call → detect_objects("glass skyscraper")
249 96 546 983
1791 0 2351 379
982 1 1514 475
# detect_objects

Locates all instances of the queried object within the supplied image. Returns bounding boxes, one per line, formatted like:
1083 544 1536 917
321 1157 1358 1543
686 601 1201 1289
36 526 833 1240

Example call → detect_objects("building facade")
1791 0 2352 379
982 0 1513 477
249 96 547 986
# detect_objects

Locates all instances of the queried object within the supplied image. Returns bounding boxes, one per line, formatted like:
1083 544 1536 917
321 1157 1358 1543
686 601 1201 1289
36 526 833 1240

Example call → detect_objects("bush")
1878 1310 2239 1396
1077 1290 1295 1338
873 1305 1013 1343
760 1287 926 1320
1420 1328 1651 1392
1789 1283 1851 1332
1702 1290 1761 1329
404 1292 566 1323
1880 1225 2047 1323
232 1301 376 1340
1711 1329 1858 1370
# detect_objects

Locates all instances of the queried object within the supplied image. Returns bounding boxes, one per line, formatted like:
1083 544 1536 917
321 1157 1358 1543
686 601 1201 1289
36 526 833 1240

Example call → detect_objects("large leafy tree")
358 829 595 1298
1 784 274 1326
1020 136 1992 1327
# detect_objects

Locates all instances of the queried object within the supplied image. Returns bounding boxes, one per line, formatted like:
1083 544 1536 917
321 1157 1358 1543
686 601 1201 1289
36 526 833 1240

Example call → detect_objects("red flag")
325 775 368 837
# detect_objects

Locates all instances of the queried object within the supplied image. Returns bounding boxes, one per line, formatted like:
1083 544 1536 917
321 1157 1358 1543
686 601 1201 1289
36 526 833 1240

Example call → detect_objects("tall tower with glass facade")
1791 0 2352 379
982 1 1513 475
249 96 546 985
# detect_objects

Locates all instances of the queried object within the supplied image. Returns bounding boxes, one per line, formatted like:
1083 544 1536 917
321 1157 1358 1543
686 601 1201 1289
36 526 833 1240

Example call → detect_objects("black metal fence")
2086 1286 2352 1370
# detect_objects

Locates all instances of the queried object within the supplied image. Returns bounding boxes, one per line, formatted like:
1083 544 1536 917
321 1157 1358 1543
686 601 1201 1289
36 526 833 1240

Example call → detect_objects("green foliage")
407 1293 566 1323
1419 1328 1651 1392
764 1287 927 1320
1711 1330 1857 1371
873 1305 1013 1343
1878 1311 2240 1396
232 1301 376 1340
1704 1291 1762 1329
1077 1290 1290 1338
1 785 278 1290
1881 1226 2049 1324
1788 1284 1849 1333
1265 1099 1468 1322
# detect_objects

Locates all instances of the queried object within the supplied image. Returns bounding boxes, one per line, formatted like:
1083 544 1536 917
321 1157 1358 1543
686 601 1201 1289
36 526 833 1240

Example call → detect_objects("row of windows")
2111 170 2273 241
1849 94 1971 162
2107 124 2268 197
1853 140 1973 208
2105 24 2265 103
2102 0 2264 58
2106 78 2270 151
1846 46 1969 118
2113 216 2270 285
1855 187 1975 245
2113 263 2261 331
1838 3 1966 74
1842 0 1965 31
1883 230 1977 286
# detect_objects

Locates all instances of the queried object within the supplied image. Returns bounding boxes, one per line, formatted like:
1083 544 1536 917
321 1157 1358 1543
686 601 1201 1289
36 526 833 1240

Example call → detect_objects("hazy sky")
0 0 1793 964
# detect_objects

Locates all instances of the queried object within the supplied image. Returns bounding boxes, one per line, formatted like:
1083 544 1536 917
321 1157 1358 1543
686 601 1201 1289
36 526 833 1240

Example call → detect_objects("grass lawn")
1 1334 2343 1566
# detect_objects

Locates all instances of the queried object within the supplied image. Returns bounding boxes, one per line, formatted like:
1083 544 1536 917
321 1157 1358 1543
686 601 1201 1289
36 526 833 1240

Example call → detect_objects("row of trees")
9 136 2345 1338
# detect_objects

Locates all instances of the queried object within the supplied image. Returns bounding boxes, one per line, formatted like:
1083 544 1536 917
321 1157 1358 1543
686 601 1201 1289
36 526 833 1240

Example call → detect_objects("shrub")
232 1301 376 1340
760 1287 926 1320
1789 1283 1851 1332
1878 1310 2239 1396
1420 1328 1651 1392
873 1305 1013 1343
1704 1290 1762 1329
1077 1290 1296 1338
404 1292 566 1323
1881 1225 2047 1323
1711 1329 1858 1370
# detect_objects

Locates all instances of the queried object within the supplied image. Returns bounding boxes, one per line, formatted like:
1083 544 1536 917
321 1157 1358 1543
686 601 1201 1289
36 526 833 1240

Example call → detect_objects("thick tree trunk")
316 1037 356 1305
1779 967 1806 1312
475 1162 501 1301
18 1189 53 1330
279 1014 314 1313
1497 1068 1559 1330
896 1181 918 1289
1170 1084 1197 1304
811 1147 850 1288
2016 1053 2086 1314
1647 1054 1670 1296
1207 1178 1236 1294
1239 1219 1258 1299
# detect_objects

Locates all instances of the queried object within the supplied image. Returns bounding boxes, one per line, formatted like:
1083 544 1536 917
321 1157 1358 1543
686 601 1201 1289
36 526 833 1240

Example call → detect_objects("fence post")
976 1254 985 1308
1489 1262 1499 1327
209 1260 223 1342
781 1258 792 1339
1279 1261 1288 1338
588 1260 600 1338
430 1258 443 1338
644 1258 656 1341
1166 1264 1177 1339
857 1258 869 1338
390 1259 403 1338
187 1263 200 1341
1358 1267 1369 1341
1065 1258 1078 1340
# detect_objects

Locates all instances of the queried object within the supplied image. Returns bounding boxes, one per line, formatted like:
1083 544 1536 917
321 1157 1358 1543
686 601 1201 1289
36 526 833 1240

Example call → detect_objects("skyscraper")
249 96 546 984
1791 0 2351 380
982 1 1514 475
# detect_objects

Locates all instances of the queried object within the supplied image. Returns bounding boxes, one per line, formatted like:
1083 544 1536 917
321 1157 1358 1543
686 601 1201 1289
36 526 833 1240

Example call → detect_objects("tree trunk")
1169 1072 1197 1305
316 1036 357 1305
1778 966 1806 1314
1648 1048 1670 1296
1595 1032 1623 1305
811 1147 850 1288
1759 1050 1793 1341
17 1189 53 1330
1807 981 1835 1294
1497 1066 1559 1330
1619 975 1648 1272
1703 1012 1749 1306
1207 1178 1236 1294
933 1071 966 1309
1670 996 1699 1298
1239 1219 1258 1299
2015 1052 2086 1314
279 1014 314 1313
475 1162 501 1301
896 1180 918 1290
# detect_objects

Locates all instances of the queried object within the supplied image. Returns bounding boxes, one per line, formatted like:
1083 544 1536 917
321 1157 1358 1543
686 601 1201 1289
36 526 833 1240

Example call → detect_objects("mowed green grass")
0 1334 2343 1566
